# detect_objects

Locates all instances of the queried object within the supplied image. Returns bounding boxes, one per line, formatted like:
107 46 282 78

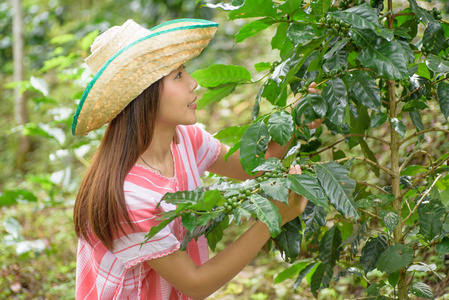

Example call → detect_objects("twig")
400 156 449 197
356 181 389 194
359 208 381 219
344 134 390 146
397 77 448 103
399 150 434 172
354 157 395 176
311 138 346 157
403 173 444 223
399 128 449 146
400 221 420 242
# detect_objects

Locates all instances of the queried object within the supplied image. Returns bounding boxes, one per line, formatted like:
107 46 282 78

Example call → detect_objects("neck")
139 124 176 176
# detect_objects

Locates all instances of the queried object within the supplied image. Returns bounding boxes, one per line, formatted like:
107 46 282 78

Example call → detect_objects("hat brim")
72 19 218 136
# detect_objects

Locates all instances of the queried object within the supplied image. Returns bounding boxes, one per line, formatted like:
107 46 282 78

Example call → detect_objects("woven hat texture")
72 18 218 136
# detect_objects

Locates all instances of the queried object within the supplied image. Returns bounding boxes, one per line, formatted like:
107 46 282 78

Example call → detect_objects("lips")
188 97 197 108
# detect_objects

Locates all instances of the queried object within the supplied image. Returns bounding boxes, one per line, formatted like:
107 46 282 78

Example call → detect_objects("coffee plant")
145 0 449 298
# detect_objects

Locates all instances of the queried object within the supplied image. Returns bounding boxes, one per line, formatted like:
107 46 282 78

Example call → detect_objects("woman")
73 19 315 300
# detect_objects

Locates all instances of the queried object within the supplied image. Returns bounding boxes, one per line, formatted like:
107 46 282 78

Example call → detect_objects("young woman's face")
157 65 199 127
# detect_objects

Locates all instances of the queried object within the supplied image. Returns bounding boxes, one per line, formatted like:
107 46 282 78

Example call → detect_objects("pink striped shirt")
76 125 221 299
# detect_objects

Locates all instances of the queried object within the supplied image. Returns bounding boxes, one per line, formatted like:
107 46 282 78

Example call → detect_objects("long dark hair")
74 79 162 250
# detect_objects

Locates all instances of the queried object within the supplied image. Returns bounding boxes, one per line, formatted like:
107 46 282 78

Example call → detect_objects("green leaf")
423 22 445 56
418 198 446 241
407 0 435 25
214 124 249 145
436 82 449 120
310 0 332 16
319 226 342 266
198 84 236 109
370 113 388 128
376 244 414 274
278 0 302 15
409 282 435 299
275 260 311 284
324 38 349 60
0 189 38 207
287 174 329 208
205 214 229 251
250 194 282 237
302 202 327 236
334 4 393 40
273 217 303 263
340 220 369 259
81 30 99 51
30 76 49 96
359 137 380 177
145 215 178 241
356 194 394 208
310 263 333 297
50 34 76 44
316 162 359 220
409 110 424 132
260 178 289 204
379 210 399 232
295 93 328 125
286 23 315 45
252 157 282 172
390 118 406 138
360 235 388 273
388 271 400 287
351 29 409 80
322 77 348 125
254 62 271 72
191 64 251 88
401 165 427 176
181 213 198 233
228 0 277 19
239 121 270 174
235 18 275 43
3 217 22 240
294 262 318 289
267 111 294 147
271 22 289 51
426 54 449 73
346 70 381 111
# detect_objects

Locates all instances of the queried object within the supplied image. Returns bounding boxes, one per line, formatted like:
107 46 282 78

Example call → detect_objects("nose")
188 73 198 91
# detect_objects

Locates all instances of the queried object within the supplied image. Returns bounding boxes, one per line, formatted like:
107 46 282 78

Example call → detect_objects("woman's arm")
147 165 308 300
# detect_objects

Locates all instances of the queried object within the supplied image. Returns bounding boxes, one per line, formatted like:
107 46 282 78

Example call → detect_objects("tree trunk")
12 0 30 171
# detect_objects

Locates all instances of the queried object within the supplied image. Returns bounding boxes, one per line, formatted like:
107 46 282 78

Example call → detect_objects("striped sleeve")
184 124 221 175
111 176 180 268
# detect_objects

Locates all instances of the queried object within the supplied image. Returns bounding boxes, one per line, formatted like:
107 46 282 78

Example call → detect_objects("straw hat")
72 18 218 136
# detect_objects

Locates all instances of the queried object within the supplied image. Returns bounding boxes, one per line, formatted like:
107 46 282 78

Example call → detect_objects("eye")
175 71 182 79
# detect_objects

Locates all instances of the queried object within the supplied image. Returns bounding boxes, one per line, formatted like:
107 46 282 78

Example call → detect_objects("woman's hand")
272 164 308 226
305 82 325 129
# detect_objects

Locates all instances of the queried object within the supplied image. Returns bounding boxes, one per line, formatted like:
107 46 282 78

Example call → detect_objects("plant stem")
402 173 444 223
356 180 389 194
399 128 449 146
399 150 434 172
387 2 408 295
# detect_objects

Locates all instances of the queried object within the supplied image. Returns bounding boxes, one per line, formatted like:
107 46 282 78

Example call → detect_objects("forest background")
1 0 449 299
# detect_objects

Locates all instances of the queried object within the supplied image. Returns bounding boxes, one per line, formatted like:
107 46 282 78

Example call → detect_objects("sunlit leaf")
410 282 435 299
198 84 236 109
379 209 399 232
235 18 275 43
191 64 251 88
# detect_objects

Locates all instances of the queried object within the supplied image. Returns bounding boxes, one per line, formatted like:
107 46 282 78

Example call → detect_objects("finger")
308 82 317 88
308 87 321 95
